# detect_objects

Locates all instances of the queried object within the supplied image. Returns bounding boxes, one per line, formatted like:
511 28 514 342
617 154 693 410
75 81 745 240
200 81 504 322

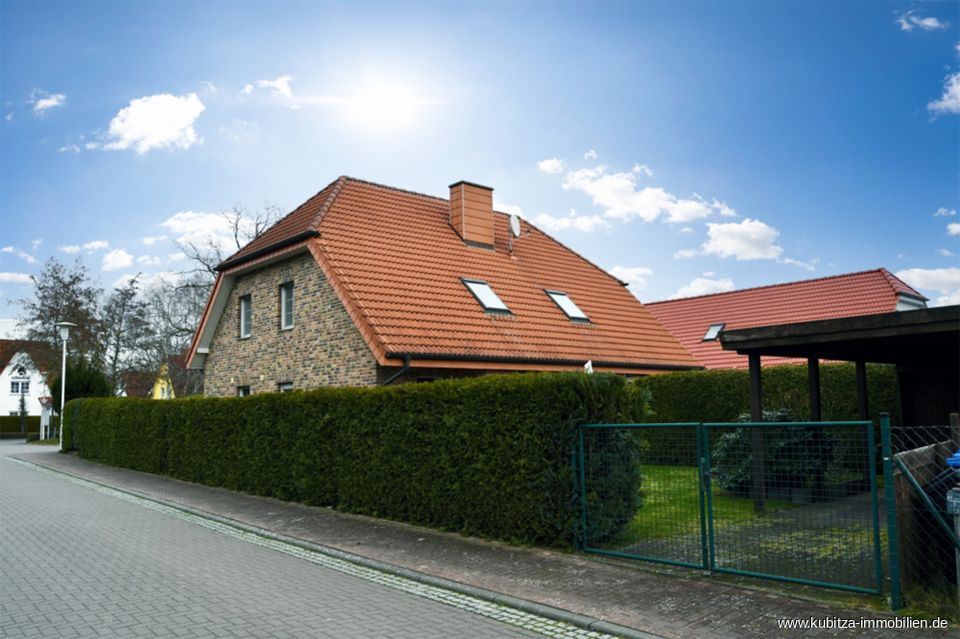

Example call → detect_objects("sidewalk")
8 444 949 638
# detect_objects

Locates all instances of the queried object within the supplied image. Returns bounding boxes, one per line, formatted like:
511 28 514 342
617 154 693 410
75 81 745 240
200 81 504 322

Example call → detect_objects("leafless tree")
177 204 283 283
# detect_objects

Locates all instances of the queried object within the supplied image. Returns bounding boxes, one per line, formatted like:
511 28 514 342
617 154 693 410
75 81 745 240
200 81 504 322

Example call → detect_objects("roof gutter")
384 352 700 372
215 230 321 272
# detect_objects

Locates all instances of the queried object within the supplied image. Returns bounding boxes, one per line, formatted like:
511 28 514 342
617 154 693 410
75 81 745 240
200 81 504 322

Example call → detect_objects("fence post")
880 413 903 610
577 427 588 551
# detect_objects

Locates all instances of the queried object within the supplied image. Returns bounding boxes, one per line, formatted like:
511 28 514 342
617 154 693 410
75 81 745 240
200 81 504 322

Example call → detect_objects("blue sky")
2 0 959 320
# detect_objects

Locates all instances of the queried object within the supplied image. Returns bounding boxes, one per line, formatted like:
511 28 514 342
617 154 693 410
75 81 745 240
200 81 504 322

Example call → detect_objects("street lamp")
55 322 77 452
14 364 26 435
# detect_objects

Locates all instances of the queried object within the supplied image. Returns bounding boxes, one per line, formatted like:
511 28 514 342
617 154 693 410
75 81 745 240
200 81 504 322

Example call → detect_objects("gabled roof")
191 176 699 374
646 269 927 369
0 339 52 374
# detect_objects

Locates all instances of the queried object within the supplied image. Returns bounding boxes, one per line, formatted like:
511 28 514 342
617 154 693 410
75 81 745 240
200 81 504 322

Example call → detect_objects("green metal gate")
577 420 885 596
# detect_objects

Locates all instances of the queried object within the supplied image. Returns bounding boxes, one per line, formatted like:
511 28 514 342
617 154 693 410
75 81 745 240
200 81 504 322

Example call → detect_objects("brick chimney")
449 181 494 249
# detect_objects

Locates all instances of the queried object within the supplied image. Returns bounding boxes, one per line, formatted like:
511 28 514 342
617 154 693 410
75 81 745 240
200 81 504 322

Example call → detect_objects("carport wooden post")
808 358 826 499
855 361 869 421
749 354 766 514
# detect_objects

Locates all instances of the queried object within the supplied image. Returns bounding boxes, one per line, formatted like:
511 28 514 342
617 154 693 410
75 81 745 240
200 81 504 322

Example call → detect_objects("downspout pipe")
381 355 412 386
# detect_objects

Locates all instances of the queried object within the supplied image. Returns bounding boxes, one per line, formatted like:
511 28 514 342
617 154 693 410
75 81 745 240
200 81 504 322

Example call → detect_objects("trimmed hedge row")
630 363 898 464
0 415 39 434
64 373 634 546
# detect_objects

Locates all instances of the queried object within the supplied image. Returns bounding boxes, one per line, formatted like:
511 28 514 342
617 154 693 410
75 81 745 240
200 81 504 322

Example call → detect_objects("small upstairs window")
278 382 294 393
280 282 294 329
237 386 251 397
546 290 589 321
702 323 725 341
239 295 252 338
462 278 510 313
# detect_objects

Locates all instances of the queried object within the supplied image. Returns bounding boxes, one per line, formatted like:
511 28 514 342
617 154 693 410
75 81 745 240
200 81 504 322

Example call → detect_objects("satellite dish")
509 213 521 238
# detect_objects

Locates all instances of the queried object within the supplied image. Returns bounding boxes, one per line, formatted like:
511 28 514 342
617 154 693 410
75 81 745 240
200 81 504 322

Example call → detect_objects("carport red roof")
645 269 926 369
198 177 699 373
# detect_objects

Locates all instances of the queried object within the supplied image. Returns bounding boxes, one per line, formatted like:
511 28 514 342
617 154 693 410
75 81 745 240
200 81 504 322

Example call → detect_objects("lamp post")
14 364 26 435
55 322 77 452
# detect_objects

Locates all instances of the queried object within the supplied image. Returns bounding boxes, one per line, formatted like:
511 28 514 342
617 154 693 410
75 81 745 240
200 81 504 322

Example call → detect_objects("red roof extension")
646 269 927 369
195 177 700 374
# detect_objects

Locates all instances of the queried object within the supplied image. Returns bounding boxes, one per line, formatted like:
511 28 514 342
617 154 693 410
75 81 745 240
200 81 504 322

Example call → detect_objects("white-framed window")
545 290 589 321
19 381 29 394
10 381 19 394
237 385 251 397
280 282 294 329
702 323 725 341
462 278 510 313
239 295 252 338
278 382 294 393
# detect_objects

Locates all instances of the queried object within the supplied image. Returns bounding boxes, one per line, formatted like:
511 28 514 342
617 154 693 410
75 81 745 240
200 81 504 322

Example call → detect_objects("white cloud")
672 277 736 299
561 166 725 224
712 199 737 217
1 246 36 264
30 90 66 114
584 149 598 161
241 84 254 95
136 255 163 266
896 11 949 32
59 245 80 254
142 235 167 246
948 222 960 235
30 239 41 250
493 199 524 219
939 248 954 257
0 272 32 284
679 226 695 234
934 207 957 217
4 113 12 122
114 270 182 290
895 267 960 306
532 210 610 232
58 144 80 154
695 218 783 260
102 248 134 271
94 93 206 154
929 72 960 115
608 266 653 293
631 163 653 177
160 210 254 255
258 75 294 101
81 240 109 252
781 257 816 271
537 158 564 174
167 252 186 262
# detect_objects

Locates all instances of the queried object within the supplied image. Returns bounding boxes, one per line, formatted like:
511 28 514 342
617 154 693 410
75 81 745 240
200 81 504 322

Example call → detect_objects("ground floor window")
278 382 293 392
237 385 251 397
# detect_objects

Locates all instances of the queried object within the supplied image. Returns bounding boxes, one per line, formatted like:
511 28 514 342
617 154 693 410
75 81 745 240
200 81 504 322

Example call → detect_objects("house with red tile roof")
187 177 699 395
0 339 53 416
646 269 927 370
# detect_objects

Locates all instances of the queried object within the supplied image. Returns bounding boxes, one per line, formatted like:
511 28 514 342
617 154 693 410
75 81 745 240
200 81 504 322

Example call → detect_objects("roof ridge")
646 268 899 305
339 176 530 217
878 267 927 300
308 176 349 229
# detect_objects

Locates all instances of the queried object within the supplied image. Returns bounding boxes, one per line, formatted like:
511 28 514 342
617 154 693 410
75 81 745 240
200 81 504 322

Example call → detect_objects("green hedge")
65 373 634 546
631 363 899 464
0 415 39 434
0 415 59 435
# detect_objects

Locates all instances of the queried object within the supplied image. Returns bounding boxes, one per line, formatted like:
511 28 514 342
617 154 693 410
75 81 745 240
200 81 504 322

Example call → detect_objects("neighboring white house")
0 340 52 417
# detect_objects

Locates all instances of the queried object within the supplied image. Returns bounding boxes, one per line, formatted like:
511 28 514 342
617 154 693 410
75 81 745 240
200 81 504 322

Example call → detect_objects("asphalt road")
0 443 551 639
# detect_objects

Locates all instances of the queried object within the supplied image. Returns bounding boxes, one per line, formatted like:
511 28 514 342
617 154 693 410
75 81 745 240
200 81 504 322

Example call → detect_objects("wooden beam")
808 357 822 422
749 354 766 514
856 360 869 421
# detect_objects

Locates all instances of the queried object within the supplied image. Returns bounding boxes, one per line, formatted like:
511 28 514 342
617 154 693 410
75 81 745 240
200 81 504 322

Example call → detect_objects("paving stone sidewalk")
9 444 954 638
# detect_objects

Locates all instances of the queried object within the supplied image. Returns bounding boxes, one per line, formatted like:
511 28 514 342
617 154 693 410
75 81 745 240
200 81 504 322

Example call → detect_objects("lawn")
610 464 795 545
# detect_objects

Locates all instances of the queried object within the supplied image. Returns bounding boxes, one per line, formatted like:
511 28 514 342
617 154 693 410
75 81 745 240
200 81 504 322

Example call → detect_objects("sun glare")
344 80 434 131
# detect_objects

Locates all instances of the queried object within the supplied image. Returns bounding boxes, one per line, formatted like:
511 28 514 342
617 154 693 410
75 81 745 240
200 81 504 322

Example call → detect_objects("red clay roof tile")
217 177 699 372
646 269 925 369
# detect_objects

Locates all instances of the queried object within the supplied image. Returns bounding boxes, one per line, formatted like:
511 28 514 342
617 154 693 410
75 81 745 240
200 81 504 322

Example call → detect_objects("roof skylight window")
703 323 725 341
546 290 589 321
462 278 510 313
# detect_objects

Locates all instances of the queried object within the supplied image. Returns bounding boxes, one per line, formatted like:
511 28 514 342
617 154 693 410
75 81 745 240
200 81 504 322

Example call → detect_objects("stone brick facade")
203 251 378 396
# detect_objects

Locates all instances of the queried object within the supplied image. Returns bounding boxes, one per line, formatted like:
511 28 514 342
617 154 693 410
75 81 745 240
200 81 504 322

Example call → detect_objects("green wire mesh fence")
579 421 883 595
888 422 960 619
